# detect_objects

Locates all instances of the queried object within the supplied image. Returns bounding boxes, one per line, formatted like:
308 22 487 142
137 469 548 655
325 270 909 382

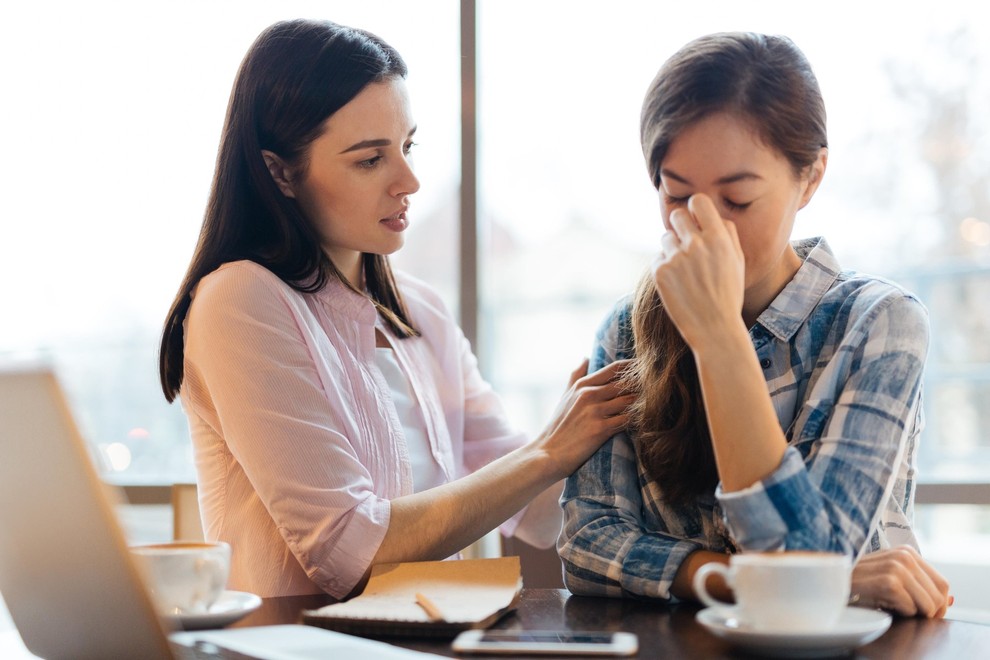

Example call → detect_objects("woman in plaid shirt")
559 32 951 618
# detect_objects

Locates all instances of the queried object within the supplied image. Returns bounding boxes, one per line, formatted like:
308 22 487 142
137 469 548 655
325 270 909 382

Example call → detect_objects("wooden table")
235 588 990 658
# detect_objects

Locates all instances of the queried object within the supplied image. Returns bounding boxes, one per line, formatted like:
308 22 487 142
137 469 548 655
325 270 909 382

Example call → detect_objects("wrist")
690 320 752 366
673 550 733 602
517 436 569 485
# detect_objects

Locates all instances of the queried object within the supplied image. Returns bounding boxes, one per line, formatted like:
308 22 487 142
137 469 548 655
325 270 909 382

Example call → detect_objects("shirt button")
760 358 772 369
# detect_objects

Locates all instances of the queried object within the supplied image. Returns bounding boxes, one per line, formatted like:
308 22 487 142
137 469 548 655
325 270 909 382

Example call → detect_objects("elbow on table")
558 547 622 598
561 564 614 598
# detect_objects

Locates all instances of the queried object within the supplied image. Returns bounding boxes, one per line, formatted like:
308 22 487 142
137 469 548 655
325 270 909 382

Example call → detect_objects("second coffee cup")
693 551 852 634
130 541 231 616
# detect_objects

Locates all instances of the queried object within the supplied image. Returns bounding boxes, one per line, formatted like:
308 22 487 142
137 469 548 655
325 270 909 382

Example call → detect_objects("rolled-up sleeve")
718 293 928 557
183 263 390 598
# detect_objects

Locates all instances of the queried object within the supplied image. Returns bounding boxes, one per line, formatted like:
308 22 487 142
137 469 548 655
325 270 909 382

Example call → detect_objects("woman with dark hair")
159 19 633 599
559 32 952 617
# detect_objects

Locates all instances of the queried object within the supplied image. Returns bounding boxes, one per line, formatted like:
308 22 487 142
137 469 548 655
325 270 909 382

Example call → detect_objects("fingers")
586 386 636 426
664 206 702 255
549 359 635 436
584 395 635 438
902 557 947 618
723 215 743 257
861 574 919 616
853 553 916 616
911 552 951 618
573 380 634 415
659 231 680 258
851 547 952 618
578 358 633 387
659 194 737 268
888 546 950 618
687 194 724 233
892 561 939 617
599 393 637 417
667 208 697 242
598 411 632 437
569 367 636 437
916 550 951 597
567 358 589 388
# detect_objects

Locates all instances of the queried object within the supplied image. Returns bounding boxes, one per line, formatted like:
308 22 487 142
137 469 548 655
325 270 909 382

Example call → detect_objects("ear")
798 147 828 209
262 149 297 198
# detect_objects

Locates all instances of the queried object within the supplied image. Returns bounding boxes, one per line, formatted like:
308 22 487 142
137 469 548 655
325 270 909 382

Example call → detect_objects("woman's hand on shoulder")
850 546 952 618
536 358 636 480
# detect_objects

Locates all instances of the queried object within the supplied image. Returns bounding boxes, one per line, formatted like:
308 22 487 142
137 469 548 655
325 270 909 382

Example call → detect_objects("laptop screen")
0 365 175 659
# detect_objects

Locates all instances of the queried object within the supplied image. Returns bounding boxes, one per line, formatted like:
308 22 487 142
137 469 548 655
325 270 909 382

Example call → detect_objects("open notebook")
0 364 440 659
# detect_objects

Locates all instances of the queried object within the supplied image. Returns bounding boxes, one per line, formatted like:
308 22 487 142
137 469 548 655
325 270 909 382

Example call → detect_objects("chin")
371 240 405 258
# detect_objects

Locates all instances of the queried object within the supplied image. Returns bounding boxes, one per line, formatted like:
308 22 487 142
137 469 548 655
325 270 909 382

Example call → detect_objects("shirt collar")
315 275 379 326
755 236 840 342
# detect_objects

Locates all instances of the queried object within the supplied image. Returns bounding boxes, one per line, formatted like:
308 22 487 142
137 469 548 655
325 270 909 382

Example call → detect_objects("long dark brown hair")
630 33 828 507
159 19 419 403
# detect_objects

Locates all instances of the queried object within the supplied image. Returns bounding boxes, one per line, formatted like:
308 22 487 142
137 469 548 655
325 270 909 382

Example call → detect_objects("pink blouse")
180 261 528 598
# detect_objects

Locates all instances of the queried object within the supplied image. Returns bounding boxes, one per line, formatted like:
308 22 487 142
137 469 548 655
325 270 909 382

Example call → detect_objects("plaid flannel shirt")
559 237 928 600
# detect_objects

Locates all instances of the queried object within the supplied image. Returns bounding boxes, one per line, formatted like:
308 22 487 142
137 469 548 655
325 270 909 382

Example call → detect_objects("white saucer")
695 605 892 658
167 590 262 630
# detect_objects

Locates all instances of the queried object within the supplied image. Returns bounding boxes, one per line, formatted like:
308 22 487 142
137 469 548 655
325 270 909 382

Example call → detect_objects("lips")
380 208 409 232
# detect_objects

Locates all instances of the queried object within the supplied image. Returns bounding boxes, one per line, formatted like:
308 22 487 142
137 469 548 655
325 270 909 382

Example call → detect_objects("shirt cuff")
715 446 810 551
305 495 391 598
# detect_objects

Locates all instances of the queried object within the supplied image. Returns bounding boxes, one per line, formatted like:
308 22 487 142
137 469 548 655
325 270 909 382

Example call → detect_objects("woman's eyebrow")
717 171 763 184
660 168 763 186
340 138 390 154
339 126 418 155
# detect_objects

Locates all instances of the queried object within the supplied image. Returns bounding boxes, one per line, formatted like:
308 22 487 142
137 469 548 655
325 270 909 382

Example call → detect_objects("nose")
390 155 420 199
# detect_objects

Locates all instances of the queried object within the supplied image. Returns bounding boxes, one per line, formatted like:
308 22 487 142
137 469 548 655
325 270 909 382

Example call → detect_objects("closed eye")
724 198 752 212
357 154 383 169
664 192 752 212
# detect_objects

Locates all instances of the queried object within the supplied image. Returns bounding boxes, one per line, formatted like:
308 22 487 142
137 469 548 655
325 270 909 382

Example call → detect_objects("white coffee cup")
130 541 231 615
693 551 852 634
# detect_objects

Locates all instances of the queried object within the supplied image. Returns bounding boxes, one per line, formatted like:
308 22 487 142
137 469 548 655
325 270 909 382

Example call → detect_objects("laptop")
0 365 438 659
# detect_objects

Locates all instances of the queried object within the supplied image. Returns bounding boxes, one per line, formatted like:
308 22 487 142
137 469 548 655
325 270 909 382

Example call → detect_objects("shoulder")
827 272 928 326
815 271 930 350
195 260 293 301
190 261 303 324
596 294 634 336
591 294 635 369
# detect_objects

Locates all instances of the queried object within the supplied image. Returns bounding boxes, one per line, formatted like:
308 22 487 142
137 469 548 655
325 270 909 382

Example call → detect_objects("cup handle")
693 562 733 610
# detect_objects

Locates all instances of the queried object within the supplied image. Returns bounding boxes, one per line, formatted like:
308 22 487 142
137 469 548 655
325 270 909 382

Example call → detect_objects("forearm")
693 322 788 492
560 435 705 601
671 549 732 602
560 517 707 600
512 480 565 549
370 345 631 567
372 443 558 565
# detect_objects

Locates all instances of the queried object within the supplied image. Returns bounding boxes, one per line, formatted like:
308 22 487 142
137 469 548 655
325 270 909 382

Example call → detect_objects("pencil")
415 592 445 622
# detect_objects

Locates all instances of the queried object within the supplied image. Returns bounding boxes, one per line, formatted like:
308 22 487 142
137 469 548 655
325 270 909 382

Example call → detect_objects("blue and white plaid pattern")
559 237 927 600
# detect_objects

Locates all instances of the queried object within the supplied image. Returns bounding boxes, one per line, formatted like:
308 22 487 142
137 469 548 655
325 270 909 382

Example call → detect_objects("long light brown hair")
629 33 828 507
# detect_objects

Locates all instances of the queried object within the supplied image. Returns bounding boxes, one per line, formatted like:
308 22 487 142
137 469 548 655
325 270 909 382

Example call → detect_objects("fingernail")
949 596 955 606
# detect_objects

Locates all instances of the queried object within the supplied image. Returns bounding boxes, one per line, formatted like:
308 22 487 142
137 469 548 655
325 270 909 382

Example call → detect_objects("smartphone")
451 630 638 656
